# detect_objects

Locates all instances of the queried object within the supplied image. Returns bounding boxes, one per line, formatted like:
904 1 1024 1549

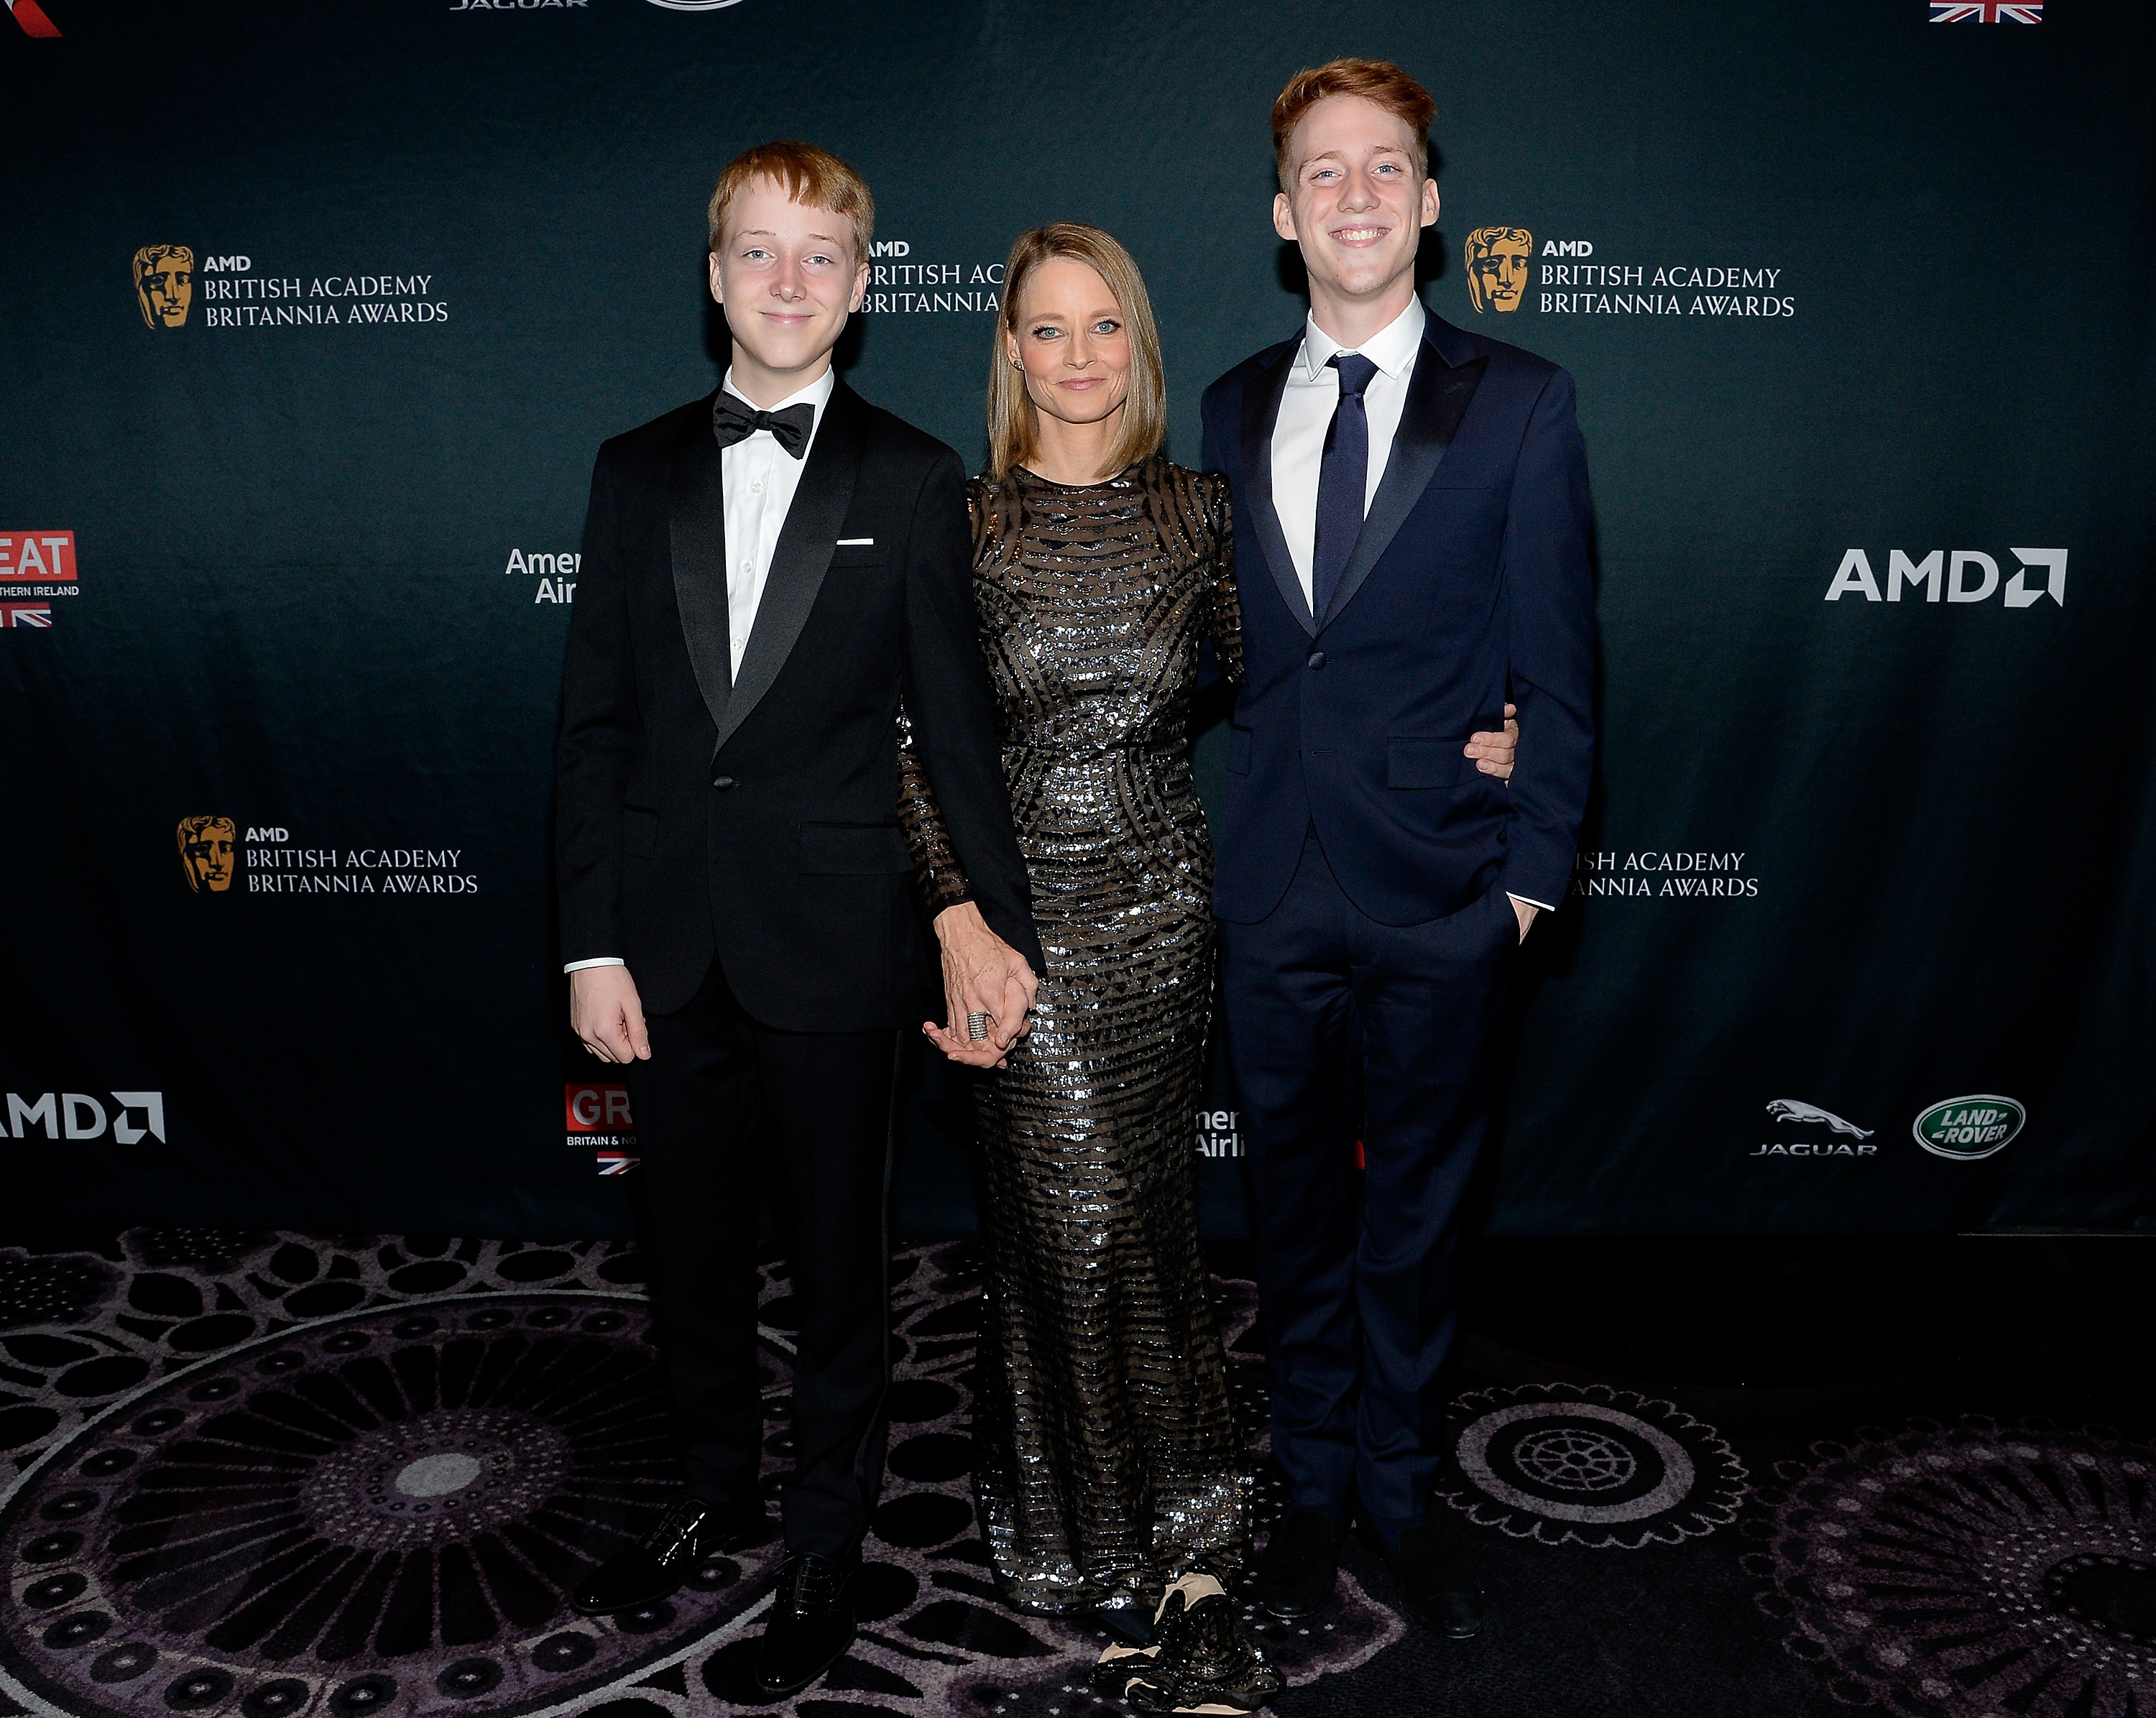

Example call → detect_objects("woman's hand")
1465 703 1520 777
922 902 1038 1069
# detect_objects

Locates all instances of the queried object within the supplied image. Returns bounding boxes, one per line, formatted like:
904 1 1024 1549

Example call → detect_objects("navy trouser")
1220 827 1516 1533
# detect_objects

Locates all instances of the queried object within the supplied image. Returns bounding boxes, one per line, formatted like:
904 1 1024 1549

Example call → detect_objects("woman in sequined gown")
895 227 1260 1663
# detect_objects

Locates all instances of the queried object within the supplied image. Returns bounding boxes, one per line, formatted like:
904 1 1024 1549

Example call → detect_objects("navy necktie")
1311 352 1379 622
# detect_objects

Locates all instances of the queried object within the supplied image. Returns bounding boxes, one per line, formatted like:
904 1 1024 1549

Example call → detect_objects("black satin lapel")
1240 345 1314 637
710 384 866 756
1319 342 1490 632
667 411 731 740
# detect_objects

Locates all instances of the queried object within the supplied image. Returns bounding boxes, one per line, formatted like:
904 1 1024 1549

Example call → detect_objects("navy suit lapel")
1319 326 1488 632
667 397 732 742
709 380 866 757
1238 341 1316 638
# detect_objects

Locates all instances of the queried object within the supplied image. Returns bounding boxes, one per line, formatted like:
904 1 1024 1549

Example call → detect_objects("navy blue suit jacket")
1199 312 1594 926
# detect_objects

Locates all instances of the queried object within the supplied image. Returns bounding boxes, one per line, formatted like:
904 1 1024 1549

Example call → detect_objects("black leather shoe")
1256 1509 1343 1620
571 1494 770 1617
755 1552 857 1698
1358 1519 1485 1639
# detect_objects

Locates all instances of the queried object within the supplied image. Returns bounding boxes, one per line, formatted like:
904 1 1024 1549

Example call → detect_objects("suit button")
711 775 736 790
1307 650 1327 670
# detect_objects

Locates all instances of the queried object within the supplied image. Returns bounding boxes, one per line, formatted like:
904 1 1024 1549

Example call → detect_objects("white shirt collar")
720 363 837 423
1296 296 1427 384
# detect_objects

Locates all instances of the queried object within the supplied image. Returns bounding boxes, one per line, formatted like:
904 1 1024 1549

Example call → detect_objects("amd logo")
1825 548 2066 608
1541 239 1593 257
868 241 911 258
201 256 252 272
6 1091 165 1142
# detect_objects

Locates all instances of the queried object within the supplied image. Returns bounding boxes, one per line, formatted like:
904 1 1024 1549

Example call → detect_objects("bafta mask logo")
177 815 236 893
1465 226 1533 313
134 245 195 329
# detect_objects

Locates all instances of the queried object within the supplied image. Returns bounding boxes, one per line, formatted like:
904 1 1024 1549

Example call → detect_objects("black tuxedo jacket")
556 382 1040 1030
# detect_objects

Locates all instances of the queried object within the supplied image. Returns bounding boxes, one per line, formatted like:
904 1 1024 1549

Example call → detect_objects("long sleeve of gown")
1202 472 1245 688
896 698 975 918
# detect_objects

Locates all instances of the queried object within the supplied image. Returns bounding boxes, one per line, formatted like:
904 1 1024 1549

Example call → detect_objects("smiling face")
707 175 869 404
1006 256 1131 440
1272 94 1439 331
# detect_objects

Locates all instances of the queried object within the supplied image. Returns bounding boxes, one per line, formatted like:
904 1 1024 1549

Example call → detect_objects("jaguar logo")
1765 1099 1872 1139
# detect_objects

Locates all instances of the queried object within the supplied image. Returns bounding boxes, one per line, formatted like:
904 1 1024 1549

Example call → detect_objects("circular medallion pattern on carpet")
0 1291 717 1718
1436 1383 1748 1548
1749 1417 2156 1717
0 1233 1409 1718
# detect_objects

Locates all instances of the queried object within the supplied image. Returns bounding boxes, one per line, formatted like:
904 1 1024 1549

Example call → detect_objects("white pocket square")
836 537 874 547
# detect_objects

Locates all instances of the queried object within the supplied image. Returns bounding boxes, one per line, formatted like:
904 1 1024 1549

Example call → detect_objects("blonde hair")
987 224 1166 483
706 140 875 263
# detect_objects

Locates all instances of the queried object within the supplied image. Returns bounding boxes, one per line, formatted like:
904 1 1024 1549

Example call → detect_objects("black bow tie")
711 393 815 459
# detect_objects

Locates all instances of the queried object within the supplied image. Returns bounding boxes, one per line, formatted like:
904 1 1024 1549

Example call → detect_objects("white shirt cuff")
1507 892 1557 914
563 956 626 974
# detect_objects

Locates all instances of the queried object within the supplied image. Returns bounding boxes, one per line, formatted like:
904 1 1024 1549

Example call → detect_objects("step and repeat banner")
3 1 2150 1237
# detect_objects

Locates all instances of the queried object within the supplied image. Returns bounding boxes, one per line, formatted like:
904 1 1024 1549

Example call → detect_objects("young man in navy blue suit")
1200 59 1595 1638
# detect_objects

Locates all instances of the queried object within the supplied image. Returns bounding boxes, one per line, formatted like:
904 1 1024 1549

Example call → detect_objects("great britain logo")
1 530 76 630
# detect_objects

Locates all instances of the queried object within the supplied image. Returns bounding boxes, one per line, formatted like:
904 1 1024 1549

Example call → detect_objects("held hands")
1465 703 1521 778
571 965 651 1063
923 902 1039 1070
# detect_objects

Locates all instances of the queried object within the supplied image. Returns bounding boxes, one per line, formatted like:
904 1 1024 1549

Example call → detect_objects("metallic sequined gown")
898 456 1249 1619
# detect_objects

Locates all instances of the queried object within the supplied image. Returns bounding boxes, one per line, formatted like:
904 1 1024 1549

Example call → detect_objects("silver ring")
967 1012 991 1042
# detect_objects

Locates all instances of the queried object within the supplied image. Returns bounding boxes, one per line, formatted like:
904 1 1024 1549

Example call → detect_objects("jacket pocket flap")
800 821 910 874
1386 736 1468 789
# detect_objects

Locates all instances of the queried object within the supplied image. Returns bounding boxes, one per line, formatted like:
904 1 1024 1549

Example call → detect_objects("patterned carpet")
1 1231 2152 1718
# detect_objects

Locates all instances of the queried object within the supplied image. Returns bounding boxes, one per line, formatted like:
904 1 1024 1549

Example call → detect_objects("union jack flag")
596 1151 640 1176
1 604 52 628
4 1 61 38
1930 3 2042 20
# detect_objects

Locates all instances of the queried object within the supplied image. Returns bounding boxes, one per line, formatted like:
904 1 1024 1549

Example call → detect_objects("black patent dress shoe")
1255 1509 1344 1620
755 1552 857 1698
1358 1519 1486 1639
571 1494 771 1617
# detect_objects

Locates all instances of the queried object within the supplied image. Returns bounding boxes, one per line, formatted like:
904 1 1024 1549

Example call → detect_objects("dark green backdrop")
4 0 2150 1237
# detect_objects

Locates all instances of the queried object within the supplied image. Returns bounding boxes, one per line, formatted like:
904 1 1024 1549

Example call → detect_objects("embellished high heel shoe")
1089 1563 1284 1713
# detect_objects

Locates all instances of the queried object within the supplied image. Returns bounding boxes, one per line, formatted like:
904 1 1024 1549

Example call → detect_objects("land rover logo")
1912 1094 2025 1160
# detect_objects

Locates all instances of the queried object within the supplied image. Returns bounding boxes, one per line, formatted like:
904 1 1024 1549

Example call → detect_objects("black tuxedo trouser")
627 955 899 1559
1220 826 1516 1533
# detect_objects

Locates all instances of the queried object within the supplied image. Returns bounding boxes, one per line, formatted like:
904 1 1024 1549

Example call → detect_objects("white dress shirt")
563 364 836 976
1266 297 1552 918
1269 295 1426 610
719 364 834 682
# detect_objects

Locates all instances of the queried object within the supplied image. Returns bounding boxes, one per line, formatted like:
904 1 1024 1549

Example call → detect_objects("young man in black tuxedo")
554 142 1041 1699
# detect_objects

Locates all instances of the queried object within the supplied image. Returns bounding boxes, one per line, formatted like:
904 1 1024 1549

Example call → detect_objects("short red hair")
706 140 875 263
1271 58 1436 193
